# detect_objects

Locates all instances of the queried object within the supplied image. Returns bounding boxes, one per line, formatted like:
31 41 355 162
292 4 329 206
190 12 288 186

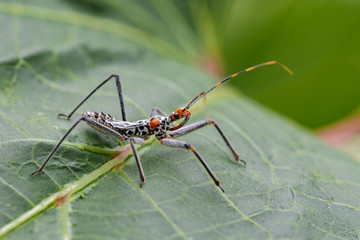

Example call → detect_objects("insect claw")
31 169 41 176
58 113 70 119
233 153 246 166
239 158 247 166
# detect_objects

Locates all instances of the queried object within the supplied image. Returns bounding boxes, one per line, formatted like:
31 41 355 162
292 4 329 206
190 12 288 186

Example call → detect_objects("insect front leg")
169 120 246 165
150 107 177 129
31 116 126 175
150 107 168 117
129 137 146 187
58 74 127 121
160 138 224 192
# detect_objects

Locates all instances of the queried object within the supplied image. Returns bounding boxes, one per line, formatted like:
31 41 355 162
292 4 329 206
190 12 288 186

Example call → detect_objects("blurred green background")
78 0 360 129
3 0 360 129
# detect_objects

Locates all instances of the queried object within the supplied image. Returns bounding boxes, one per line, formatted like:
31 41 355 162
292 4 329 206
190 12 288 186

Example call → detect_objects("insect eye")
173 113 179 119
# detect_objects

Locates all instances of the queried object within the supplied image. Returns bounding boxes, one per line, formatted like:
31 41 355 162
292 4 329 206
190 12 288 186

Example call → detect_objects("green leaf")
1 1 360 240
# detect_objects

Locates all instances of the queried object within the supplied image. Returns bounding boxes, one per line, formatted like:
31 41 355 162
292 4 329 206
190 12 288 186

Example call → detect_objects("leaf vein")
0 175 35 207
118 171 190 240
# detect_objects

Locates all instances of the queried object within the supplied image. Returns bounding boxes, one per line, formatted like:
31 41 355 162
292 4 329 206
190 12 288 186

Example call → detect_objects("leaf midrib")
0 145 134 237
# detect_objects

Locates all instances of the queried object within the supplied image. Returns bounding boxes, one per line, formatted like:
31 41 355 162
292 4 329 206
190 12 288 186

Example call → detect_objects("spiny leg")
58 74 127 121
160 138 224 192
129 138 146 187
169 120 246 165
31 116 126 175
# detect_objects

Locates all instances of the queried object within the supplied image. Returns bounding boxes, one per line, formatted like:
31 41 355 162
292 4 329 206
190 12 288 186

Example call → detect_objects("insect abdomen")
82 111 118 135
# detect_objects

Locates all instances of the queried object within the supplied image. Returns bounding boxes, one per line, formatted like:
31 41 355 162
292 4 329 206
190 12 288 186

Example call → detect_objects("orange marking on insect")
170 109 182 121
246 67 255 72
189 146 195 152
215 82 222 87
150 118 161 129
231 73 238 78
119 137 126 141
183 109 190 116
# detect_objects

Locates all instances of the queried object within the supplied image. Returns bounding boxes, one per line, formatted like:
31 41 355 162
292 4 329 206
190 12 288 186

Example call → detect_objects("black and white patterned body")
82 111 171 140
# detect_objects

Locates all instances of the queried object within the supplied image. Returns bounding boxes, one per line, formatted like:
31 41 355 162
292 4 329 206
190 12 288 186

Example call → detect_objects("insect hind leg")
58 74 127 121
31 116 126 175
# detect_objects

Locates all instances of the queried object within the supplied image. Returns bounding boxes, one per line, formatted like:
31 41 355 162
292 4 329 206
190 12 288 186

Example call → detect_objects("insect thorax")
121 115 171 140
149 115 171 140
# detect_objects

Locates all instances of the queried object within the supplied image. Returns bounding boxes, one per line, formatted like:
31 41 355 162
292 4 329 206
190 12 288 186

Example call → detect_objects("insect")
31 61 292 192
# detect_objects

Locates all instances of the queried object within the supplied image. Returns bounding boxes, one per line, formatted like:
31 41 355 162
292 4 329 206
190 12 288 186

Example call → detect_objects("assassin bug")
31 61 292 192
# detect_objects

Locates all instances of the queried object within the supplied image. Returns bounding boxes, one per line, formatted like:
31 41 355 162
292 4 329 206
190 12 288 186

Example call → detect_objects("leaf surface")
0 1 360 240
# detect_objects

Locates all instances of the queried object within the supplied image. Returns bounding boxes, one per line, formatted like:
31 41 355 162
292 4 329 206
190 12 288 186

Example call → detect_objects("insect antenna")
183 61 293 110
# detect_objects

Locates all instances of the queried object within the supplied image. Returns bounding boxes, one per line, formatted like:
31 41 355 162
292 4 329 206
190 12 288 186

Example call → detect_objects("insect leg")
169 120 246 165
31 116 126 175
150 107 168 117
160 138 224 192
58 74 127 121
129 138 146 187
